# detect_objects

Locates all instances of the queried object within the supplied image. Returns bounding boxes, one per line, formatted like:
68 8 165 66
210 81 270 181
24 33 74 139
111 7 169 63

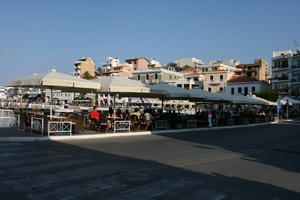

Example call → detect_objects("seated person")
89 106 101 126
130 108 141 119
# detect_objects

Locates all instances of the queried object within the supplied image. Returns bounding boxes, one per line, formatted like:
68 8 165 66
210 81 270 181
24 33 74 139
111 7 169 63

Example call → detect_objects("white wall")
226 82 262 96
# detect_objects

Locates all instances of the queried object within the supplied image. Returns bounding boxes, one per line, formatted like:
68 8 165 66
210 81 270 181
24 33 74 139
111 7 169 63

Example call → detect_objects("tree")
254 91 281 102
95 67 103 76
82 71 93 80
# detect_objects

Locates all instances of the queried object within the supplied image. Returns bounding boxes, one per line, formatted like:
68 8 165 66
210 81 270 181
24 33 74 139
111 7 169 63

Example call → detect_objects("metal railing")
31 117 44 135
0 109 16 128
114 121 131 133
187 120 197 128
155 120 168 130
212 119 219 127
14 115 20 128
48 121 73 136
228 118 235 126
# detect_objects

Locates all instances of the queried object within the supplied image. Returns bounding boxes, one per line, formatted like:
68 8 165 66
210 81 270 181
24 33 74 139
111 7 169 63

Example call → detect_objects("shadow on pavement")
159 123 300 174
4 139 294 199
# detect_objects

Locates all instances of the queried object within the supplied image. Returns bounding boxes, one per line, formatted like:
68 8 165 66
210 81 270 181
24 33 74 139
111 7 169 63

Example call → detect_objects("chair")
129 115 140 131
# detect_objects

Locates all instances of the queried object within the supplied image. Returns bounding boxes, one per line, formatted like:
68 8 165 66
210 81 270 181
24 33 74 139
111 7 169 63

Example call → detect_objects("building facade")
132 68 184 84
74 57 95 78
236 59 269 81
198 64 236 93
291 51 300 97
0 86 6 99
271 50 297 95
226 75 270 96
101 57 120 72
125 58 149 71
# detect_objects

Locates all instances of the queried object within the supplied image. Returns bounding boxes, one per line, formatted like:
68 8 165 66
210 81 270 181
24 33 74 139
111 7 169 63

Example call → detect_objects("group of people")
88 106 154 132
87 104 299 132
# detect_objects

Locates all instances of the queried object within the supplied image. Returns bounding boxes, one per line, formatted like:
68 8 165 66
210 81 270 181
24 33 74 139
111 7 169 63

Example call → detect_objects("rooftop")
227 75 259 83
178 67 195 73
125 58 149 62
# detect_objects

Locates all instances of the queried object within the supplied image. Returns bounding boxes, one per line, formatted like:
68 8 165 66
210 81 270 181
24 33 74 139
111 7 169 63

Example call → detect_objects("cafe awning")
6 69 100 92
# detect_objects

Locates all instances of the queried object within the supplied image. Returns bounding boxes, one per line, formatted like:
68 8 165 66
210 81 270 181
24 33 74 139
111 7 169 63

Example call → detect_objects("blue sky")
0 0 299 84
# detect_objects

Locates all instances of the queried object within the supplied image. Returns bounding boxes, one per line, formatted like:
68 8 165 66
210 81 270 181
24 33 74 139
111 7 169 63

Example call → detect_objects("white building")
149 58 161 68
174 58 203 68
101 57 120 72
271 49 300 96
226 75 270 96
0 86 6 99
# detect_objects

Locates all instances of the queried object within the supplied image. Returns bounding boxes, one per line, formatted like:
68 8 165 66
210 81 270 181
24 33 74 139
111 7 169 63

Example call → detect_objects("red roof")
186 72 204 76
228 75 258 83
178 67 195 73
207 70 226 72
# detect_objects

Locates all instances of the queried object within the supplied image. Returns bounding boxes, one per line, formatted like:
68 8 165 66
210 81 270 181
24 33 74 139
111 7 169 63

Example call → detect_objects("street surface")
0 122 300 199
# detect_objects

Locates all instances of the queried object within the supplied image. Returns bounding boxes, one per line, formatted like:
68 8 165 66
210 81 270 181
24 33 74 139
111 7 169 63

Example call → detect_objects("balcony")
272 76 289 83
272 66 289 72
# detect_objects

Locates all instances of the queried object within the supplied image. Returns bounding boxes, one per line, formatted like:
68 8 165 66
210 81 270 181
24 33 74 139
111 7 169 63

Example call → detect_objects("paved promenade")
0 121 300 199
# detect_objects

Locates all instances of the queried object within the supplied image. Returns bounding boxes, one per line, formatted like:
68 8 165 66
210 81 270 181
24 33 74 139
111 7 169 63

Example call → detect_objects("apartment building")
271 50 299 95
132 68 184 84
291 50 300 96
198 64 236 93
101 57 120 72
74 57 95 78
236 59 269 81
125 58 149 70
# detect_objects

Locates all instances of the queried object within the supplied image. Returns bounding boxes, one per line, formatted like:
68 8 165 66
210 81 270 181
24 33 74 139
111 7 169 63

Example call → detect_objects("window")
219 87 223 92
282 60 288 68
155 74 158 79
238 87 242 94
138 75 140 80
208 88 211 92
244 87 248 96
169 75 172 79
231 88 234 95
146 74 149 80
220 75 223 81
210 75 213 81
252 86 255 93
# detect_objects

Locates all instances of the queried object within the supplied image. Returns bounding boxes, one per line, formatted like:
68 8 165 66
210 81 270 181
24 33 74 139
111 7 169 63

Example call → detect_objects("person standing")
208 110 212 128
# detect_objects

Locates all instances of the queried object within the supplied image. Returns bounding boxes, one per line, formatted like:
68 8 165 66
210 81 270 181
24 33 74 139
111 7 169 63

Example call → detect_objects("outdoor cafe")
1 70 297 136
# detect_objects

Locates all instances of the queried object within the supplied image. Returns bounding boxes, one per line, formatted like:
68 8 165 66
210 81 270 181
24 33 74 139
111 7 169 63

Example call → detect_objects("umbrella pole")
50 88 53 117
113 95 116 109
286 103 289 120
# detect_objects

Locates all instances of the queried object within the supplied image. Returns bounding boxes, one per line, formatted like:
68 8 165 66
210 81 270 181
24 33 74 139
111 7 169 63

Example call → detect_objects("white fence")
31 117 44 135
48 121 74 136
0 109 16 128
114 121 131 133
